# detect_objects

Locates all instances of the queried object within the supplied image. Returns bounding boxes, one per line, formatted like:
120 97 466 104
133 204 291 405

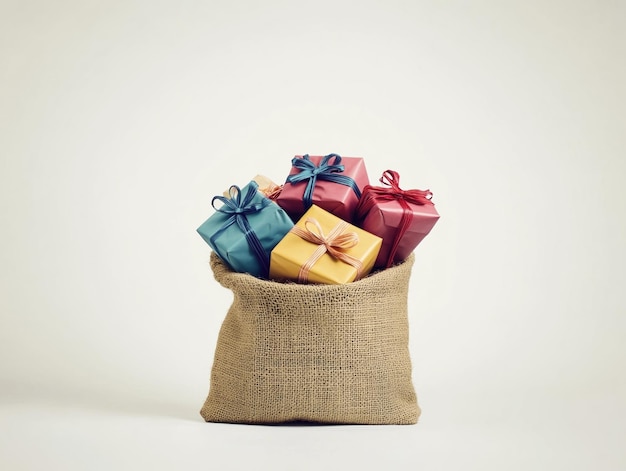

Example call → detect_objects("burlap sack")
200 252 420 425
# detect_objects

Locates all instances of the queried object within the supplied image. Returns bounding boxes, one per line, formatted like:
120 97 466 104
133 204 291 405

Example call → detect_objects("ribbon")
356 170 433 268
210 182 272 275
259 183 283 200
286 154 362 210
290 217 363 283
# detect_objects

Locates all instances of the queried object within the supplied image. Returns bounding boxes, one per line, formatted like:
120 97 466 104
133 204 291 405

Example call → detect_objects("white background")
1 1 625 469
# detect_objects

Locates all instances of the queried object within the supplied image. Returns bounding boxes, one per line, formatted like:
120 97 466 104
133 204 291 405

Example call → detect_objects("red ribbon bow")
357 170 433 268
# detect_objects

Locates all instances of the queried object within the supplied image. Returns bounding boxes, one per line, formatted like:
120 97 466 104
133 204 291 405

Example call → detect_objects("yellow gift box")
270 205 382 284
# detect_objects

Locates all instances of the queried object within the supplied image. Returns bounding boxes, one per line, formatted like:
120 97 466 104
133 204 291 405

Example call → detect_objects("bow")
210 183 271 275
356 170 433 268
290 218 363 283
259 183 283 200
357 170 432 216
286 154 362 209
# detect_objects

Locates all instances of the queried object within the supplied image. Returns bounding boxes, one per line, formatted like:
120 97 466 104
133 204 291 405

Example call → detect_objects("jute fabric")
200 252 420 425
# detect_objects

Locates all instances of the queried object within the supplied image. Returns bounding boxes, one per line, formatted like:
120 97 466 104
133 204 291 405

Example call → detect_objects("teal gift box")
197 181 294 278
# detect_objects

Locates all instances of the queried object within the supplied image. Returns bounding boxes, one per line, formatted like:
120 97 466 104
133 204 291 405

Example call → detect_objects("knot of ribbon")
356 170 434 268
211 183 271 275
290 218 363 283
286 154 362 210
358 170 433 212
259 183 283 200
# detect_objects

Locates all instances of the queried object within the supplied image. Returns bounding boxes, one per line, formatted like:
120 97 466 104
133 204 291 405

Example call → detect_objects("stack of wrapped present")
197 153 439 284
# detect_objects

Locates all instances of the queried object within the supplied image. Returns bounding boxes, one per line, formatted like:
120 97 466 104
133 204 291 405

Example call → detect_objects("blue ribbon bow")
210 182 271 275
286 154 362 209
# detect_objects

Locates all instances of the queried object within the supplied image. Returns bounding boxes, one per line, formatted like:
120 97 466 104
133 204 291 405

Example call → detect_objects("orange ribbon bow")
290 218 363 283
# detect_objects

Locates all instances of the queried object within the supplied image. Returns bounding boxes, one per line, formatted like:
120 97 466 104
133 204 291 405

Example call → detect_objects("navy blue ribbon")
210 182 271 275
286 154 362 209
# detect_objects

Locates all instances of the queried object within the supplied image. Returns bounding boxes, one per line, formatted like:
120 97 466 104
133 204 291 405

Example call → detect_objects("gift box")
276 153 369 223
270 205 382 284
197 181 294 278
356 170 439 268
223 175 282 200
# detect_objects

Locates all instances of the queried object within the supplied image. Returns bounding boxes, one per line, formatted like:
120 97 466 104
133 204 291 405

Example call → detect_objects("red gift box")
276 154 369 223
356 170 439 268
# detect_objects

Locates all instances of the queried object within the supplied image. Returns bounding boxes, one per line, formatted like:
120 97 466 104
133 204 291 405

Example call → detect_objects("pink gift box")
361 200 439 268
357 170 439 268
276 154 369 223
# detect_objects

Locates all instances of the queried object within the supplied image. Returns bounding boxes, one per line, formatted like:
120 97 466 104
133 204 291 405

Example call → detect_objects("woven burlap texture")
201 252 420 425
